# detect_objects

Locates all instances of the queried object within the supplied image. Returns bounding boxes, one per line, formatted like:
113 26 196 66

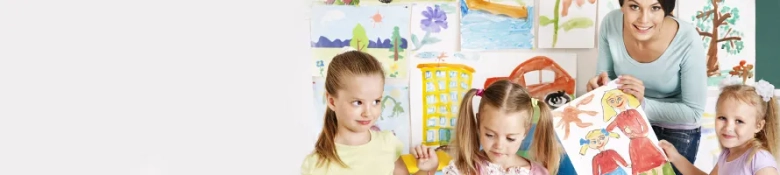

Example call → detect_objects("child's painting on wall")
552 80 676 175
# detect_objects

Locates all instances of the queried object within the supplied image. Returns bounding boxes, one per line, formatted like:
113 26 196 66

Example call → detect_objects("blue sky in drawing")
460 0 534 50
310 5 411 41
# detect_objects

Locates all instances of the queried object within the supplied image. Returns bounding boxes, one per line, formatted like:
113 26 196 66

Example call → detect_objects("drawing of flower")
411 5 448 51
420 5 448 33
540 0 595 47
316 60 325 76
390 63 398 73
562 0 596 17
389 63 399 78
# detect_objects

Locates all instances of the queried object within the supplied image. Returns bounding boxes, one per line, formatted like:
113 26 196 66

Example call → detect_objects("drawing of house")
417 63 475 147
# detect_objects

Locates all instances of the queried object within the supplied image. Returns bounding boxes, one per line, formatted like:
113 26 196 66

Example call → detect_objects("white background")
1 0 315 174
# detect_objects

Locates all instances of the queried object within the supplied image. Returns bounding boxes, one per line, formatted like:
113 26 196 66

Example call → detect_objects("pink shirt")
716 148 779 175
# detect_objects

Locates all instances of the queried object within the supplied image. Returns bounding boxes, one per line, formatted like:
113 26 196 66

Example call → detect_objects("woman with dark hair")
588 0 707 174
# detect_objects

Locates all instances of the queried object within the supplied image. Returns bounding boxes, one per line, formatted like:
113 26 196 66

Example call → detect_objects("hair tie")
600 129 609 135
476 89 484 96
531 98 539 107
755 80 775 102
579 138 589 145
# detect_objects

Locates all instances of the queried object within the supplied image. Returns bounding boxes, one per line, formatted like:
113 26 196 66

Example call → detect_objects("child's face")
588 135 608 149
326 75 384 134
478 105 527 164
715 99 765 148
606 94 627 108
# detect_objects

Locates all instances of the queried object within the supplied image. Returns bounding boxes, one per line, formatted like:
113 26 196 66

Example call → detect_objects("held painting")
552 80 675 175
310 5 411 78
460 0 535 50
312 77 413 154
538 0 597 48
678 0 755 87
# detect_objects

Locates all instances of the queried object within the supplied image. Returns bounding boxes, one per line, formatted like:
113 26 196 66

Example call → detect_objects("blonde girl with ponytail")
300 51 408 175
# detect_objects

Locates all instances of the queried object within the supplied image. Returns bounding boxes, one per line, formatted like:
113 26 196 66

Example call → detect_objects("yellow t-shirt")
300 130 403 175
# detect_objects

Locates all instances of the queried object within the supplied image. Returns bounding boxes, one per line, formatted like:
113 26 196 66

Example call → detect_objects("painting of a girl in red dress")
601 89 669 175
579 128 629 175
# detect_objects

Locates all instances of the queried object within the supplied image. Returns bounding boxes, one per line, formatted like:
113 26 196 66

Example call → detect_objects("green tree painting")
691 0 744 77
350 23 369 51
389 26 404 61
380 95 404 120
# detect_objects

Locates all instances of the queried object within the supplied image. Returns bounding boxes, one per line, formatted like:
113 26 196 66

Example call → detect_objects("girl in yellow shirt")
300 51 408 175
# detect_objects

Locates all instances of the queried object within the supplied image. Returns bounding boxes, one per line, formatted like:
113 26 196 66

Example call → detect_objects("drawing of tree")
350 23 369 51
691 0 744 77
380 95 404 120
388 26 404 61
539 0 596 48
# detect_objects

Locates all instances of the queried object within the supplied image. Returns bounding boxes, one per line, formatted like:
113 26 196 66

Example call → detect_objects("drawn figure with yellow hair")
602 89 665 175
579 128 628 175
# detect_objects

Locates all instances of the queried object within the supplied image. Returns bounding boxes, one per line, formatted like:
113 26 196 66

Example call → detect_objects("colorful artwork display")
312 77 413 154
310 5 411 78
460 0 535 50
678 0 756 87
538 0 597 48
552 80 675 175
410 3 460 52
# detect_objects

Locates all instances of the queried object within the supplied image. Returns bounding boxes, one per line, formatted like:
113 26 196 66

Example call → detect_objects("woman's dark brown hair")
313 51 385 168
619 0 676 17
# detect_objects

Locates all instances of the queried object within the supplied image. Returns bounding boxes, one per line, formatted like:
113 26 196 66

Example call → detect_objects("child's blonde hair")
579 128 620 155
717 84 779 162
601 89 641 122
450 80 562 175
313 51 385 168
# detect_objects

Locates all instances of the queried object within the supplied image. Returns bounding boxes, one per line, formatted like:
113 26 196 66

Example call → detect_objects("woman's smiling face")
621 0 667 41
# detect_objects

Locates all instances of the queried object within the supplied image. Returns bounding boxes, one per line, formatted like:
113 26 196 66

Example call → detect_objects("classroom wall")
755 0 780 85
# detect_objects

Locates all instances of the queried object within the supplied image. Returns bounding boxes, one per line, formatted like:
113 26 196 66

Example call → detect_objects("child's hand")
412 145 439 172
658 140 682 162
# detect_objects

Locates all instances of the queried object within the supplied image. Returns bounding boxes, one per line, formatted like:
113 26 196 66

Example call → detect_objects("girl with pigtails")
580 128 629 175
409 80 563 175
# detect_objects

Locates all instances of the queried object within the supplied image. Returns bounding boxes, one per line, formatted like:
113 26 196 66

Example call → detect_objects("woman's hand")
658 140 682 163
412 144 439 172
587 72 611 92
617 75 645 102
